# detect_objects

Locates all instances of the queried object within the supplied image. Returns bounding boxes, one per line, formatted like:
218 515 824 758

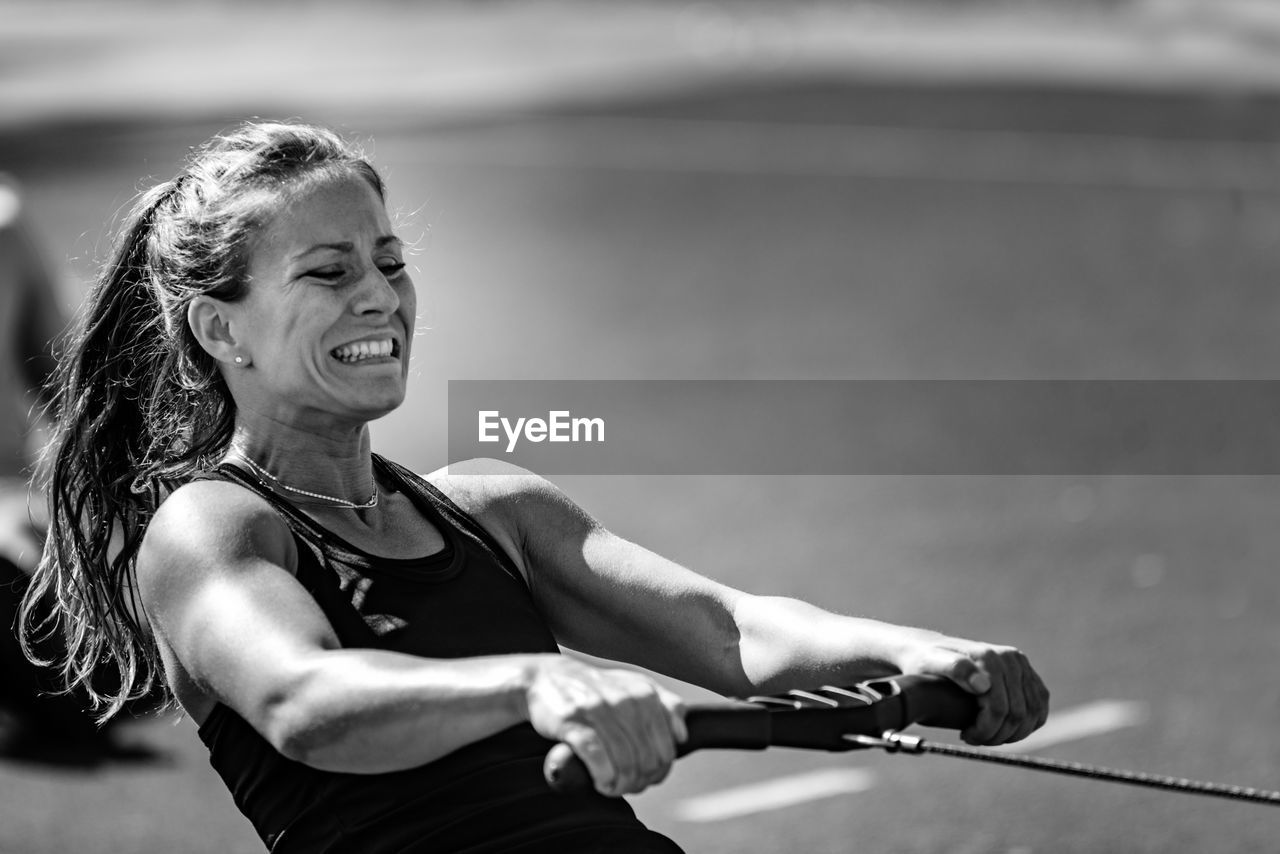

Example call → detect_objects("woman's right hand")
524 656 687 797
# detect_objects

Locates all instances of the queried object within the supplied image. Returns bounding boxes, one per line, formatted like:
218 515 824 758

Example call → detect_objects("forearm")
731 594 940 694
264 649 551 774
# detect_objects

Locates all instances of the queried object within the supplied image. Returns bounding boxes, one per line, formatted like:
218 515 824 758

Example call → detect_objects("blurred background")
3 1 1280 851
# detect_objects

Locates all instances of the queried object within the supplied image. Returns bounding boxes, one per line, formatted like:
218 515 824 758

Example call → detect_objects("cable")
845 733 1280 807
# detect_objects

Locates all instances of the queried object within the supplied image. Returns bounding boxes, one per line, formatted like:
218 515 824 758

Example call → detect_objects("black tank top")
195 455 684 853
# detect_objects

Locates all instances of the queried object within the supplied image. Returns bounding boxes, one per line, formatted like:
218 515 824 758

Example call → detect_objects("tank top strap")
202 462 369 567
196 463 383 647
372 454 531 592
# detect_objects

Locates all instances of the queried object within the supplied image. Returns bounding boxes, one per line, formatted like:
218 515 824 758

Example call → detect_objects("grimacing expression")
230 173 416 427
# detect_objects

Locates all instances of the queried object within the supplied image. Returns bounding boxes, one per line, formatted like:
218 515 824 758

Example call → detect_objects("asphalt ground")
3 76 1280 852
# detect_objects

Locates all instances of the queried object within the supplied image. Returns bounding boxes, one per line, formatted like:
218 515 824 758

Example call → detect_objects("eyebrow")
291 235 403 261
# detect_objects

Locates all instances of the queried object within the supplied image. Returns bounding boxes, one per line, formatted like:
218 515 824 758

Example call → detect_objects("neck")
225 416 378 505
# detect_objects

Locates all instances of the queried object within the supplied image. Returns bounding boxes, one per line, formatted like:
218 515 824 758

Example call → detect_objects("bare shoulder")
421 458 598 578
424 458 594 531
423 457 564 517
137 479 297 598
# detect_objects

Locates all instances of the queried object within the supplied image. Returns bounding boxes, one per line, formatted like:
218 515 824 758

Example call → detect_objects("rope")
846 733 1280 807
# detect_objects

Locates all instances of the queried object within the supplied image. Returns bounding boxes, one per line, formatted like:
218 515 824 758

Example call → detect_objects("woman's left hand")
895 634 1050 746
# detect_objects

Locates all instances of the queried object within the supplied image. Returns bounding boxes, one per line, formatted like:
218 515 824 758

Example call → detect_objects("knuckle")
989 645 1019 664
658 685 684 706
636 682 662 703
566 729 604 756
638 758 665 782
614 670 647 689
570 700 604 724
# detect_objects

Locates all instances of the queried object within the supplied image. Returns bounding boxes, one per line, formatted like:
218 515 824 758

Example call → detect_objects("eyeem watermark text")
478 410 605 453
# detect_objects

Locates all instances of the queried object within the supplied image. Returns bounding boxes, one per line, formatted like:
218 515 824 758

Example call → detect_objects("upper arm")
137 481 341 739
433 461 752 695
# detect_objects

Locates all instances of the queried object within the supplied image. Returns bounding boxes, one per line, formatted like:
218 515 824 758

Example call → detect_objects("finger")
1007 654 1048 743
640 683 685 788
648 760 675 787
633 686 685 791
596 675 660 795
658 686 688 745
1013 681 1044 742
644 694 678 769
940 654 992 696
991 663 1027 745
993 653 1048 744
624 687 675 790
561 725 618 797
962 668 1007 745
1027 667 1051 732
596 708 645 795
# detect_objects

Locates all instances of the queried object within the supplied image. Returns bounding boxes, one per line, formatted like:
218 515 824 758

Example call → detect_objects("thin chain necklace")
236 453 379 509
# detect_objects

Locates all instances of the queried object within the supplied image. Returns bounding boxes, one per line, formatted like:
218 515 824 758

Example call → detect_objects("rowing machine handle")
543 674 977 793
870 672 980 730
543 701 772 794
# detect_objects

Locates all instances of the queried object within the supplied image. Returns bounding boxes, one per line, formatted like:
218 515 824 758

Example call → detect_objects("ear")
187 296 243 366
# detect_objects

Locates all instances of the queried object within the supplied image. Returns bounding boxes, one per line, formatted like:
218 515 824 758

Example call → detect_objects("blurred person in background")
23 121 1048 852
0 172 118 762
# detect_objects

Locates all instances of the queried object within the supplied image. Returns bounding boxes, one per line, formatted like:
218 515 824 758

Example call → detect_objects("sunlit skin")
188 173 415 507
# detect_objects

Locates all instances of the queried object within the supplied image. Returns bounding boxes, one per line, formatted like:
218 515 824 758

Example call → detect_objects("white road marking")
672 767 877 823
993 699 1148 753
673 699 1147 821
0 182 20 229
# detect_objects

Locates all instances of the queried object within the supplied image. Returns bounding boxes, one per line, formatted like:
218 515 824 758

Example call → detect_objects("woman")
23 122 1048 852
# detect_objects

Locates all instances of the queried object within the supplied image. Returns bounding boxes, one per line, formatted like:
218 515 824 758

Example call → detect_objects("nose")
352 264 400 317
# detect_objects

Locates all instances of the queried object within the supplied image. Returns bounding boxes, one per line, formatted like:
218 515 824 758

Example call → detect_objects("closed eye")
307 267 345 282
305 262 405 283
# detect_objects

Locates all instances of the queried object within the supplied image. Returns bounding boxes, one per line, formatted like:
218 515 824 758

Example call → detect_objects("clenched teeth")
331 339 397 363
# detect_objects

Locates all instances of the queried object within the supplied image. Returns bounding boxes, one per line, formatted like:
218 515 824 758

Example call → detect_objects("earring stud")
234 356 244 365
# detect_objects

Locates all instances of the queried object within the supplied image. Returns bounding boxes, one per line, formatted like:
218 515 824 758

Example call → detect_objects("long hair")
21 121 386 720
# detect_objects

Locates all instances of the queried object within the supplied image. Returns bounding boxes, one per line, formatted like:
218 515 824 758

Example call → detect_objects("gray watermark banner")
447 380 1280 475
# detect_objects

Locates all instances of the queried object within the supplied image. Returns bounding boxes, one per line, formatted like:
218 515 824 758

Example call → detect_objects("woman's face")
228 172 415 431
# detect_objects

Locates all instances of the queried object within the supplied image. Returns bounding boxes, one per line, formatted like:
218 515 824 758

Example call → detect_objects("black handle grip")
542 675 980 793
543 742 592 794
543 701 771 794
868 672 979 731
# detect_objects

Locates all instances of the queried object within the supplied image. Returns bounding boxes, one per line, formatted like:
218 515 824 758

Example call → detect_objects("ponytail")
20 121 384 720
21 185 187 717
